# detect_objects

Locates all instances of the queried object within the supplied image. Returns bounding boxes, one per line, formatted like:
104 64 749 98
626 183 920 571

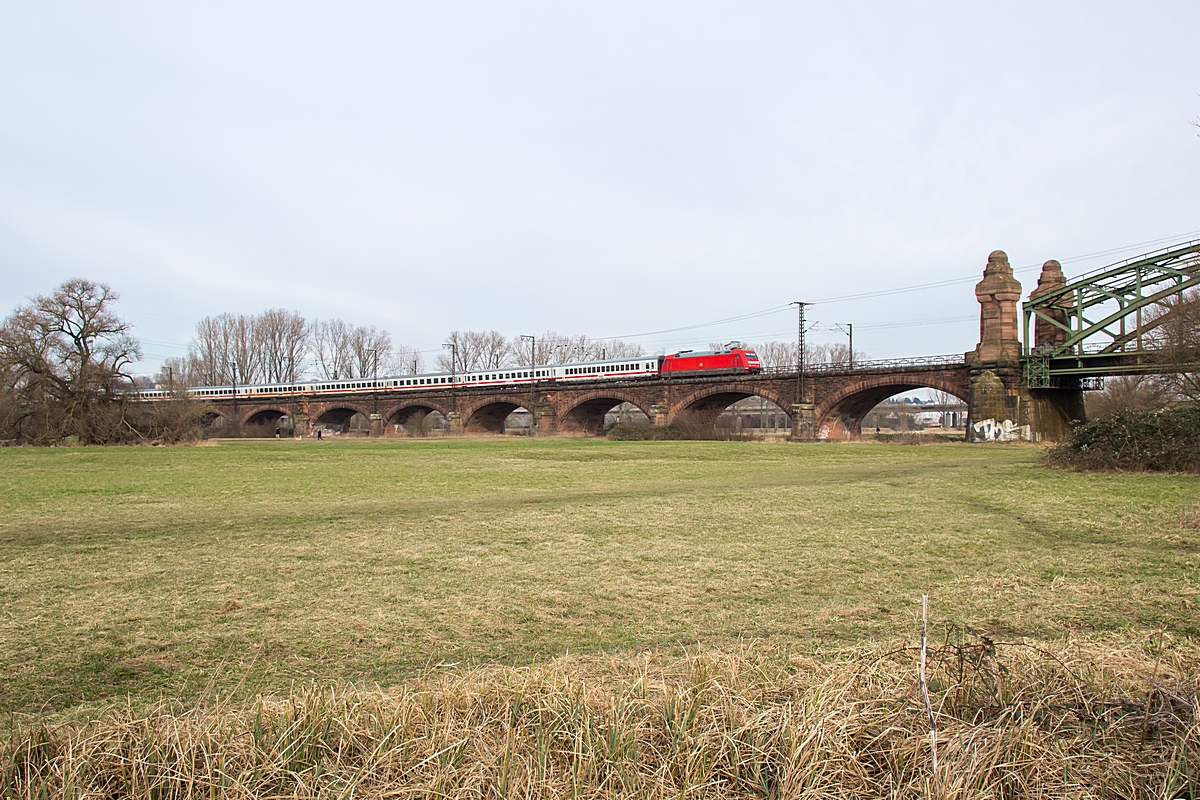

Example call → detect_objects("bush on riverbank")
1046 406 1200 473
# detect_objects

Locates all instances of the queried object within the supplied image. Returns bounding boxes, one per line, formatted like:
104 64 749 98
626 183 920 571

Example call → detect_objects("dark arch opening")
244 409 294 438
678 392 791 439
562 397 650 435
464 402 530 435
201 410 230 437
826 383 968 440
315 408 371 437
385 405 448 437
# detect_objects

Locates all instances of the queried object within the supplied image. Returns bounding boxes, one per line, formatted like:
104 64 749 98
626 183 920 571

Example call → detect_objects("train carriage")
135 343 759 399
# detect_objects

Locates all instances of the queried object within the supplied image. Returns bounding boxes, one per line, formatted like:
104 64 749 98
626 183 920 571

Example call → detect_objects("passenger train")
135 343 761 400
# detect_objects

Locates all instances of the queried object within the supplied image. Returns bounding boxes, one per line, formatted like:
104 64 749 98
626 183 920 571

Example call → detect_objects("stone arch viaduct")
197 249 1131 442
217 359 975 440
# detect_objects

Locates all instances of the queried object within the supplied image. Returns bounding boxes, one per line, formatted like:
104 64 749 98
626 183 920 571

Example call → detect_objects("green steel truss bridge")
1022 239 1200 388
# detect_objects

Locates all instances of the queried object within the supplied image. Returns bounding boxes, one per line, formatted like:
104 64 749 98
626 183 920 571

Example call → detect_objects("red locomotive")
658 342 761 376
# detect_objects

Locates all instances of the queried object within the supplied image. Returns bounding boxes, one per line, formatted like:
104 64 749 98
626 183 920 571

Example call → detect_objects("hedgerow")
1046 406 1200 473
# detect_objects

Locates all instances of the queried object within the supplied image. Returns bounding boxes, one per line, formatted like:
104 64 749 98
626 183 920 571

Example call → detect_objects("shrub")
404 410 432 437
1046 406 1200 473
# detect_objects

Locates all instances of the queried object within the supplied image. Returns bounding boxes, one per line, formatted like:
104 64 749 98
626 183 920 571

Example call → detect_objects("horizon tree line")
166 316 876 389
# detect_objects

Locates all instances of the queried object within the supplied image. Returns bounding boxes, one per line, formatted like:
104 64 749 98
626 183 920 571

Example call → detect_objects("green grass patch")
1 438 1197 715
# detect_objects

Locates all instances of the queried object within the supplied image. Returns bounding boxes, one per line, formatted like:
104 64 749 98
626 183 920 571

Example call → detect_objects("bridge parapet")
758 353 965 378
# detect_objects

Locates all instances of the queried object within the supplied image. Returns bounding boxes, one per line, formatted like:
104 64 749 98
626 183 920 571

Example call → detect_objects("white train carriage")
139 357 661 400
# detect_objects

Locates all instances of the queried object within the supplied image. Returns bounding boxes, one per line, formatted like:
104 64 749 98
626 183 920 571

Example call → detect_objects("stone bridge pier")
965 251 1084 442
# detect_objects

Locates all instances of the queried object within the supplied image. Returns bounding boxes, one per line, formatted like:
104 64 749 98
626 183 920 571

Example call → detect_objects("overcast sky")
2 2 1198 375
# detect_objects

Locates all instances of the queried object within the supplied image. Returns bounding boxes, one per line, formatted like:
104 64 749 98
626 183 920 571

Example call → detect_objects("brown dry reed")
4 637 1197 799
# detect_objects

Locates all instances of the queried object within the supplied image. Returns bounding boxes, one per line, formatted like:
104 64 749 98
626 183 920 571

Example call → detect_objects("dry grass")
1184 505 1200 530
2 438 1199 719
4 636 1197 798
2 438 1199 795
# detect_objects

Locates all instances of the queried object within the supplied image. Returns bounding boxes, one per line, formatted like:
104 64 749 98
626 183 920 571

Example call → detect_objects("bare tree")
556 334 642 363
228 313 259 385
312 319 353 380
436 331 509 371
0 279 142 444
532 332 571 366
257 309 310 383
154 356 193 390
596 338 644 359
476 331 509 369
1146 287 1200 403
1086 374 1171 417
348 325 392 379
753 341 796 370
437 331 482 373
389 344 425 375
437 330 645 370
187 314 233 386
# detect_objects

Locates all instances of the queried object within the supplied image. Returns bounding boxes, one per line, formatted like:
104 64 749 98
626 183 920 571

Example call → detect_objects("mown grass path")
1 438 1197 714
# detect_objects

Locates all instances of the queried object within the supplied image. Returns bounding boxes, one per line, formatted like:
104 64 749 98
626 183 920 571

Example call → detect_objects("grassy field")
1 437 1198 718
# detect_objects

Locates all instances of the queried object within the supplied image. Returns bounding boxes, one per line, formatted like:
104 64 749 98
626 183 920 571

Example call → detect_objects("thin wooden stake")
920 594 938 777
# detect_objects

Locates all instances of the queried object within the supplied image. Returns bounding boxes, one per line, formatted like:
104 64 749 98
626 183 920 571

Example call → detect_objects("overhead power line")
603 228 1200 340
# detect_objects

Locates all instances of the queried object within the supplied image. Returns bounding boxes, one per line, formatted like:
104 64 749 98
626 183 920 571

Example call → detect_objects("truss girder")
1022 240 1200 365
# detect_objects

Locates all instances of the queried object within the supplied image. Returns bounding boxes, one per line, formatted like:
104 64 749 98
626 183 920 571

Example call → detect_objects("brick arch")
817 372 970 439
557 391 651 435
197 407 230 436
460 395 534 434
311 403 374 433
384 399 451 429
672 384 792 427
242 406 291 426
